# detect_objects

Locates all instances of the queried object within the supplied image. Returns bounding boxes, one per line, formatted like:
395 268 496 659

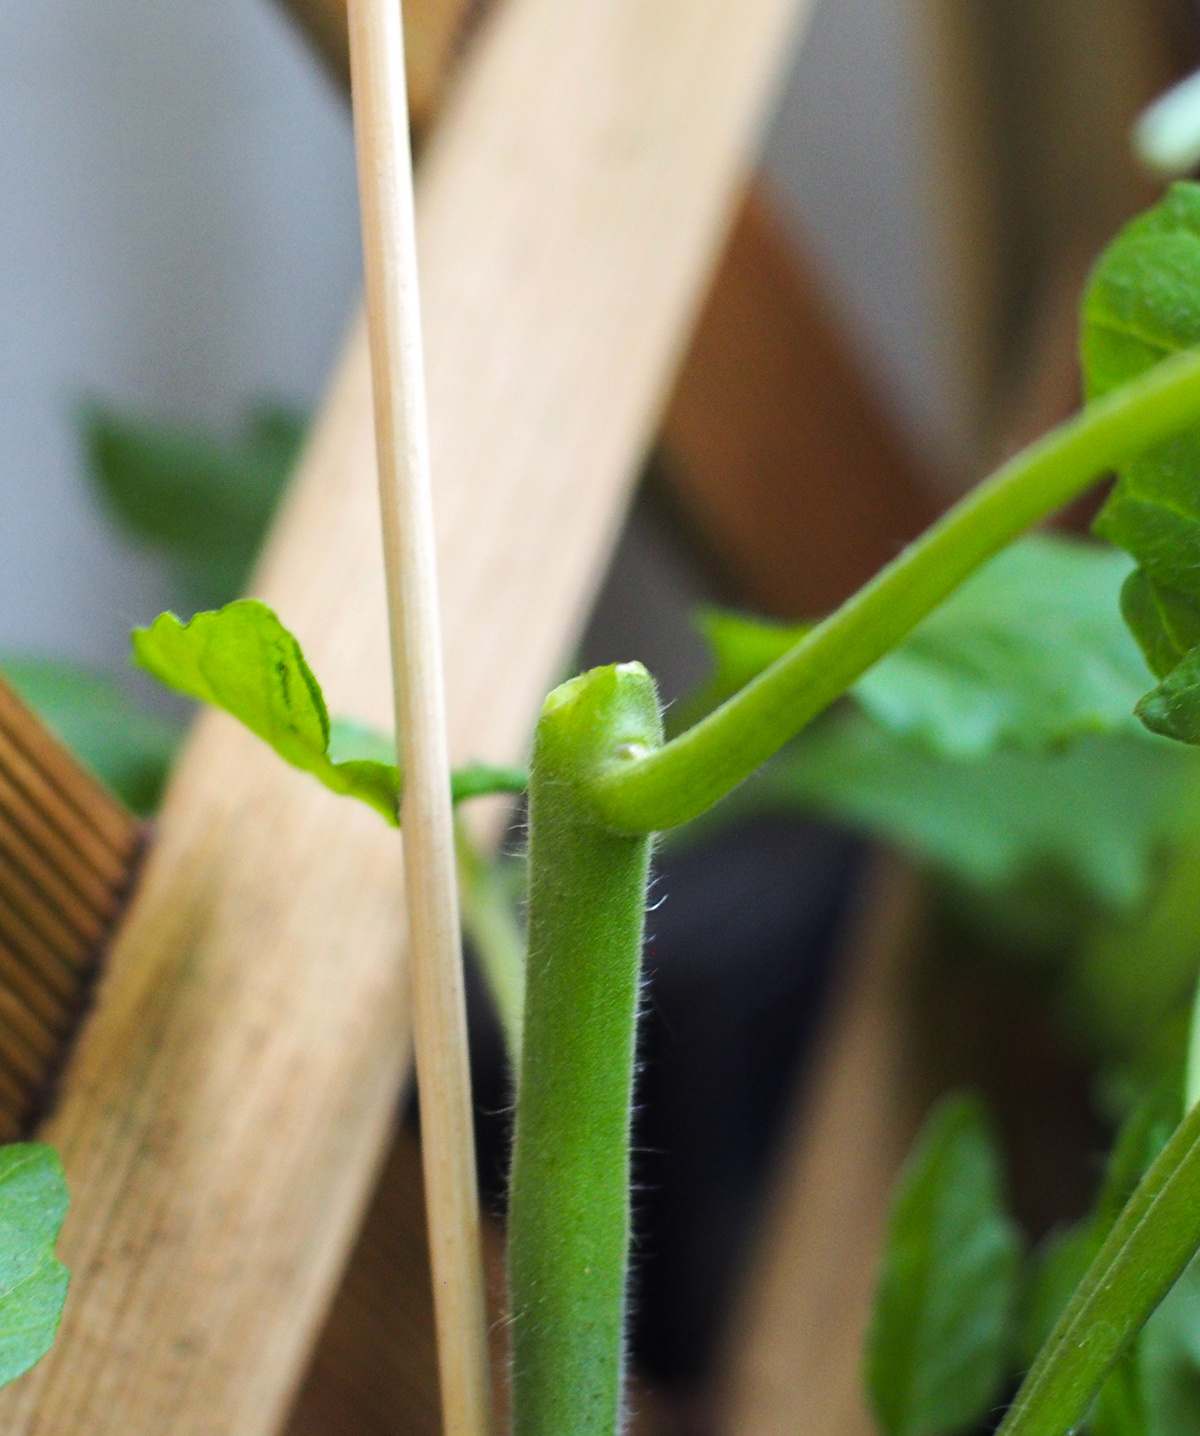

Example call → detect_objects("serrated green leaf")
1136 647 1200 743
83 403 304 610
0 1145 69 1388
133 603 530 822
687 536 1150 760
866 1092 1022 1436
753 711 1192 919
0 658 182 816
853 537 1149 757
132 601 402 824
1083 183 1200 745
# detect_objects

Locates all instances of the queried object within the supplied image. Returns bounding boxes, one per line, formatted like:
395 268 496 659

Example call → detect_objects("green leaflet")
1085 182 1200 745
0 1146 70 1388
744 711 1193 924
133 601 528 824
83 404 305 611
865 1092 1022 1436
686 535 1150 759
133 602 401 823
1 658 182 816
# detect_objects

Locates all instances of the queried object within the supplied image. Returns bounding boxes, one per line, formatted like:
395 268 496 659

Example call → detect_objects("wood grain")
0 677 141 1139
0 0 815 1429
347 0 490 1428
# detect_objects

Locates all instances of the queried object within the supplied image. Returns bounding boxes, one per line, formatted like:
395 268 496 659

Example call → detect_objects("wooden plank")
659 185 935 619
0 0 815 1429
916 0 1172 470
715 857 925 1436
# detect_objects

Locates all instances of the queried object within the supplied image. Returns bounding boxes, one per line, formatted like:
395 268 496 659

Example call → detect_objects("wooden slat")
715 857 924 1436
0 0 814 1429
659 185 936 619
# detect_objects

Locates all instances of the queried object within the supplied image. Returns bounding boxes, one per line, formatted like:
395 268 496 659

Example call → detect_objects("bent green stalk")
508 663 662 1436
997 1096 1200 1436
589 346 1200 833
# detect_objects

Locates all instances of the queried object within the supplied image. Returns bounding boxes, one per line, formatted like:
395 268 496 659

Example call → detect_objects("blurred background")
7 2 1200 1430
4 0 1194 672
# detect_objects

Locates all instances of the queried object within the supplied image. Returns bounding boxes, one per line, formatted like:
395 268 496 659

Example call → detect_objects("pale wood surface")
284 1124 511 1436
0 0 814 1428
347 0 490 1429
716 857 925 1436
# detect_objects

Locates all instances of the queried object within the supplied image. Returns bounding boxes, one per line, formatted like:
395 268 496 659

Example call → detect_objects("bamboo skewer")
346 4 491 1436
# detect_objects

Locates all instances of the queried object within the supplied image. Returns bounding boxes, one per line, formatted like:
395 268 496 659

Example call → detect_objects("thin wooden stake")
346 5 492 1436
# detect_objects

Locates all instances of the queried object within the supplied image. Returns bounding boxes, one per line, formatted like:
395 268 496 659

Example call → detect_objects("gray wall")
0 0 361 665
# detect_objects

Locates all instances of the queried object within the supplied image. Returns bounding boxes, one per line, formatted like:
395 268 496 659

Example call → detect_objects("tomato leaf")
751 712 1193 920
83 404 304 611
133 601 402 824
687 535 1151 759
866 1092 1022 1436
0 1145 70 1388
1084 182 1200 745
133 601 528 820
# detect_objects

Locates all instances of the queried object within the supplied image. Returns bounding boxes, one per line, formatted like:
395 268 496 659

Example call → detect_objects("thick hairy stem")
508 663 662 1436
590 347 1200 833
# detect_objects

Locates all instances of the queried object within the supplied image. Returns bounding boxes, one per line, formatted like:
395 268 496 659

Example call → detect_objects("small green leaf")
132 602 402 824
1136 647 1200 744
1083 183 1200 744
83 404 305 610
687 536 1151 759
133 603 530 822
866 1092 1022 1436
673 611 812 732
753 712 1193 920
1 658 182 816
0 1145 70 1388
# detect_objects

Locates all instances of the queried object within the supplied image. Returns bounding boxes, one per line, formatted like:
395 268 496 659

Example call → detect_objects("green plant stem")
996 1095 1200 1436
454 816 525 1061
507 663 661 1436
588 347 1200 833
1187 969 1200 1112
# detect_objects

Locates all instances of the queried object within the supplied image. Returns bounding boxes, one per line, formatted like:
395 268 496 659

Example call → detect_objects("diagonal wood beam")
276 0 934 625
